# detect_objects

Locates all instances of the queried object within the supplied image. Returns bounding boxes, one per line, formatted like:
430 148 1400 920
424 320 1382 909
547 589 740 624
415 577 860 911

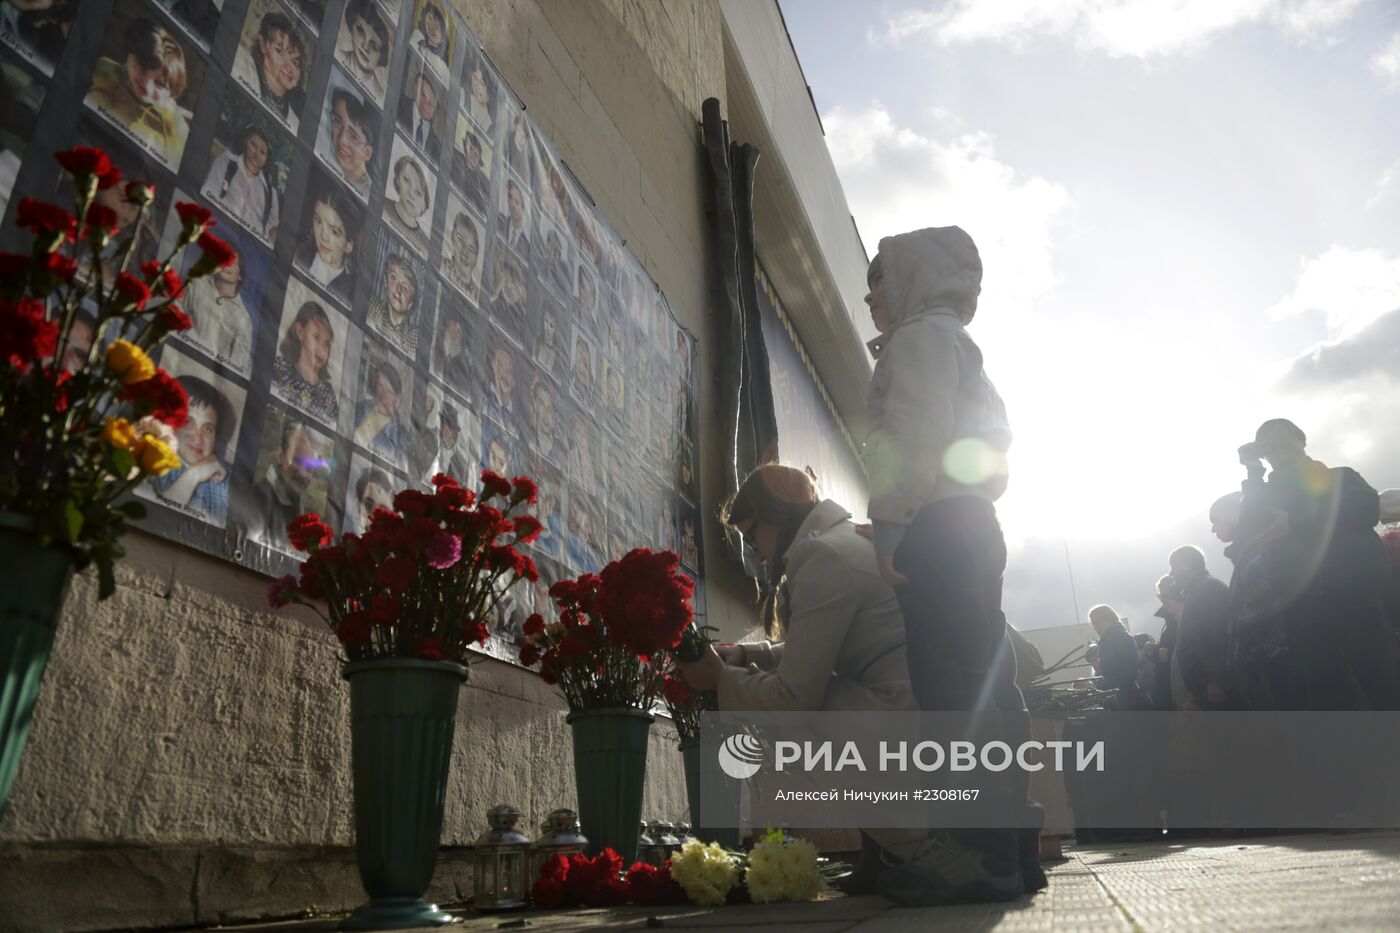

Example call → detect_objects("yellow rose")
101 416 137 451
135 435 180 477
106 340 155 385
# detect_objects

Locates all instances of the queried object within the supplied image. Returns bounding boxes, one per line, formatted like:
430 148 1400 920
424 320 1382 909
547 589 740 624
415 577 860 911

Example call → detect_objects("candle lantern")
653 820 681 860
471 804 531 911
674 821 694 847
637 820 662 867
527 808 588 894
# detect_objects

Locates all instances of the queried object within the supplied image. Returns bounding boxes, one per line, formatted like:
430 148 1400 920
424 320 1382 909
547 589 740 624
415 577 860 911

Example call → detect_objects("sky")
782 0 1400 634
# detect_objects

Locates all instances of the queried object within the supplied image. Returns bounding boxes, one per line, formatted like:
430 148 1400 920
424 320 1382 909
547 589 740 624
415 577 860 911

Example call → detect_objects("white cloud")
882 0 1367 59
1267 246 1400 339
1373 32 1400 86
821 102 1071 317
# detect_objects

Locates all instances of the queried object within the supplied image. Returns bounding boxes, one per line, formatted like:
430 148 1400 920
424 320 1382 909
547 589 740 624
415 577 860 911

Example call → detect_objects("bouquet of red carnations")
269 471 542 664
0 147 238 596
518 547 695 710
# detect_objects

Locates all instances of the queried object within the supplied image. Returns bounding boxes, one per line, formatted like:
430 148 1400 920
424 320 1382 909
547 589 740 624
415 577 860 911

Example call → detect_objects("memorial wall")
0 0 706 661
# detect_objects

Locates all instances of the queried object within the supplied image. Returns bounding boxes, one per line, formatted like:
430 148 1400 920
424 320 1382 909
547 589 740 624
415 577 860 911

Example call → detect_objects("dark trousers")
893 497 1034 862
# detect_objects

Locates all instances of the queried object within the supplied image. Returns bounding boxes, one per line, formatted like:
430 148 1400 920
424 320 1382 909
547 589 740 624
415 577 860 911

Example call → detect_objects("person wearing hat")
1238 419 1397 709
858 227 1038 905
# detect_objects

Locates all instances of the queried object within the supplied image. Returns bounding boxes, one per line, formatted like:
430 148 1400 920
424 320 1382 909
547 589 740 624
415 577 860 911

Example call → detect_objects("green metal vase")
678 741 741 850
566 707 653 866
0 513 74 818
341 658 467 930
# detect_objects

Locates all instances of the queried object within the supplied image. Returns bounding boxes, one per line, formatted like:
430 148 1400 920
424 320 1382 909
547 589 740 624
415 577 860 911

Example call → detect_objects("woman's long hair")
721 464 820 639
279 300 334 383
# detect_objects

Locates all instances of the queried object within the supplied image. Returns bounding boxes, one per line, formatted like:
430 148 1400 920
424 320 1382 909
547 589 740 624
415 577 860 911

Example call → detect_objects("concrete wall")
0 2 743 929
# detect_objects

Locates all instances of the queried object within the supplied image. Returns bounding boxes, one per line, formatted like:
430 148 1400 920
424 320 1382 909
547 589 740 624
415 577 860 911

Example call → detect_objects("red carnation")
626 861 686 906
393 488 432 517
662 674 696 708
124 181 155 206
338 611 372 647
114 271 151 309
559 632 588 660
522 613 545 638
376 555 417 594
431 473 459 488
287 513 334 551
157 305 192 333
16 198 77 241
175 200 214 230
84 202 119 239
595 549 695 656
54 147 120 188
43 252 78 280
416 636 446 661
519 642 541 666
436 484 472 509
512 514 543 543
480 470 512 499
0 299 59 368
142 262 184 298
122 370 189 428
465 618 489 644
511 475 539 504
196 231 238 268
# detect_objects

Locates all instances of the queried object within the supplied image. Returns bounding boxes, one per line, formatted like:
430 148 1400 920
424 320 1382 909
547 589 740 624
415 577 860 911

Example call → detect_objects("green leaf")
62 499 83 544
117 500 147 520
111 448 133 480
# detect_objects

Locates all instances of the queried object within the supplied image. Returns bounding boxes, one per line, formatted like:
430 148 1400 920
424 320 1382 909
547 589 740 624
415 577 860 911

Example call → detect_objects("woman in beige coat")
675 464 917 892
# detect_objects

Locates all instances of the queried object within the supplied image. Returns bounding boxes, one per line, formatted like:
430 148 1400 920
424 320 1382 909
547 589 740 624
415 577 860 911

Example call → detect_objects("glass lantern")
471 804 531 911
527 807 588 895
653 820 681 860
674 821 694 848
638 820 662 867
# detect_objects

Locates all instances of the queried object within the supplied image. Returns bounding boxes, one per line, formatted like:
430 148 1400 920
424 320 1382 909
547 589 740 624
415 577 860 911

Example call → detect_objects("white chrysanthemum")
745 836 824 903
669 839 737 907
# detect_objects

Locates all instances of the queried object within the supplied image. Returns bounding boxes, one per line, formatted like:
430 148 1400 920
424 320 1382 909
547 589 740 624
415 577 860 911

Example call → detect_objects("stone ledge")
0 843 476 933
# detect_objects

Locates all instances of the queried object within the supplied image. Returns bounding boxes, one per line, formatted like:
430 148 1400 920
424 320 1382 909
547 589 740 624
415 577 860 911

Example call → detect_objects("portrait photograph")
161 201 266 377
533 139 573 234
239 405 335 553
460 44 497 136
232 0 314 133
136 347 247 530
476 326 523 434
352 338 414 472
525 366 565 467
408 382 475 487
676 440 696 503
678 499 701 571
342 451 399 535
366 234 430 357
271 276 350 430
565 485 604 573
531 293 566 384
0 56 43 222
569 325 597 408
564 404 604 493
524 450 564 561
406 0 452 83
429 304 475 402
601 288 626 361
440 195 484 303
484 237 530 346
382 135 436 259
480 416 518 480
335 0 393 106
0 0 76 76
396 53 446 163
534 218 573 300
314 67 380 203
200 88 291 245
449 111 493 215
292 166 365 308
501 103 532 187
573 260 600 326
156 0 223 51
82 0 206 171
601 355 625 426
499 170 532 256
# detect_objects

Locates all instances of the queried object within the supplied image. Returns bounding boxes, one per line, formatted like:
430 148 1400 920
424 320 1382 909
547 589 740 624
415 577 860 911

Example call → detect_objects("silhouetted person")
1170 545 1233 709
1088 604 1144 708
1239 419 1398 709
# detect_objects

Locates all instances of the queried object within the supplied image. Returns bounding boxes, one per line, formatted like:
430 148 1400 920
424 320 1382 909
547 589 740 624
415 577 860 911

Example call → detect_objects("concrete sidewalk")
224 830 1400 932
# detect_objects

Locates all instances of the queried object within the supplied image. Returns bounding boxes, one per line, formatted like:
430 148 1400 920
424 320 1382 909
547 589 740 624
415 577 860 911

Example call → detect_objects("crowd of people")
1085 422 1400 713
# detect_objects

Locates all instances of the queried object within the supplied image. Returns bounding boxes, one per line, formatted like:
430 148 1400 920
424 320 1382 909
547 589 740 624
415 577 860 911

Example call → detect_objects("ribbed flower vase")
567 707 653 866
341 658 467 930
679 741 741 850
0 514 74 817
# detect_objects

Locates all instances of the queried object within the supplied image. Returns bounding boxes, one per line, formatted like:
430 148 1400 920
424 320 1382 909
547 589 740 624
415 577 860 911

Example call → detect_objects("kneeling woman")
675 464 916 891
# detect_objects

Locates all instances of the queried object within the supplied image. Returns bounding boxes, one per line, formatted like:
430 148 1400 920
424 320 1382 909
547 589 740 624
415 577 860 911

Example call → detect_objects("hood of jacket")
876 226 982 332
